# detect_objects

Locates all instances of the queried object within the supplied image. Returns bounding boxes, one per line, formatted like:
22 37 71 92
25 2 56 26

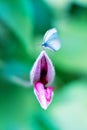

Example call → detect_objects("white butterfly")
42 28 61 51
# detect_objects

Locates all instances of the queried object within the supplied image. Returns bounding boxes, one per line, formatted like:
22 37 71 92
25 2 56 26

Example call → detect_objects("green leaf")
50 80 87 130
74 0 87 7
0 0 33 52
31 0 53 35
1 60 31 87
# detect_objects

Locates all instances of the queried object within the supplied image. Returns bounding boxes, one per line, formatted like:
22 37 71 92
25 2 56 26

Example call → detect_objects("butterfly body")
42 28 61 51
42 42 56 51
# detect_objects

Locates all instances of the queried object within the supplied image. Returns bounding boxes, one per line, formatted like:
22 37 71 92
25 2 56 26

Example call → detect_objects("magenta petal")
34 82 54 110
45 87 53 102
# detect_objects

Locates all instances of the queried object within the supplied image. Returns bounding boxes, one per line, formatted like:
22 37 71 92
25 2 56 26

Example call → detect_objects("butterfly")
42 28 61 51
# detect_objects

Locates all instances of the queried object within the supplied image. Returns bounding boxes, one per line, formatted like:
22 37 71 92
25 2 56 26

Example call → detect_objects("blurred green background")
0 0 87 130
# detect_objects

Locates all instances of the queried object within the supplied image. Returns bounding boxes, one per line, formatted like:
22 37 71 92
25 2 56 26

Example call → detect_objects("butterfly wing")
42 28 61 51
47 39 61 51
43 28 57 43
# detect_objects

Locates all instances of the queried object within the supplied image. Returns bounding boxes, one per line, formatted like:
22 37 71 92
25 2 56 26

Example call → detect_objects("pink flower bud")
30 51 55 110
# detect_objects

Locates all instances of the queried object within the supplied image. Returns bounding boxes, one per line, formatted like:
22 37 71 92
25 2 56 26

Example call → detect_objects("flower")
30 51 55 110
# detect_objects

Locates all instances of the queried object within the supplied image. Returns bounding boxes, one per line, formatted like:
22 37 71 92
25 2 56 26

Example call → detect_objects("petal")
30 51 55 85
34 82 54 110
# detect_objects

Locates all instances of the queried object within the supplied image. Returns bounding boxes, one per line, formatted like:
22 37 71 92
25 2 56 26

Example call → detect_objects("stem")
8 75 32 88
